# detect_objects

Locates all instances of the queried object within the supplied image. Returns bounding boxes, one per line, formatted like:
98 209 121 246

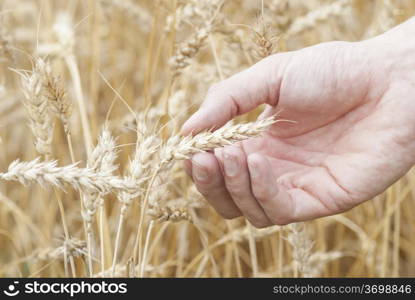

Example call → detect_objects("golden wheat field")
0 0 414 278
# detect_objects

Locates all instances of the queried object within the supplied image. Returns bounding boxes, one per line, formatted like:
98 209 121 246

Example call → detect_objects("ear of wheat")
0 158 135 194
163 116 278 162
19 60 55 158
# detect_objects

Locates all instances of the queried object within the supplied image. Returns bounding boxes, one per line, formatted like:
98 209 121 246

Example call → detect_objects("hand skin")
181 18 415 228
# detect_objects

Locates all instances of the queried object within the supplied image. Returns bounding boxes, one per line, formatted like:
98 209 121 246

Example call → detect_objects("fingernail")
224 152 239 176
181 111 200 135
194 165 209 181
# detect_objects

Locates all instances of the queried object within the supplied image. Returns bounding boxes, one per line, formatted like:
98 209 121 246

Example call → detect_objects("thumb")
181 53 290 135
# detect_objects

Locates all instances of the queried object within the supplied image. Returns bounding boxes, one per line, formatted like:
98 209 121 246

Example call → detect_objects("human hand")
181 19 415 227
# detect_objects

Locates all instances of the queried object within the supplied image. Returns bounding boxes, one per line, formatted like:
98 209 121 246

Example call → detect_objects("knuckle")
194 182 212 196
220 210 241 220
207 83 222 96
249 218 270 229
242 210 271 228
252 189 269 204
225 181 245 195
193 168 213 186
270 215 291 226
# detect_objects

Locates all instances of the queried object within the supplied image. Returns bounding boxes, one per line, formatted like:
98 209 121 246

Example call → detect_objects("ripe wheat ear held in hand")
0 0 414 279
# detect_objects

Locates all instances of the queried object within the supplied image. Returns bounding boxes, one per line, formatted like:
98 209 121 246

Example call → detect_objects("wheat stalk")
111 134 160 276
83 126 118 275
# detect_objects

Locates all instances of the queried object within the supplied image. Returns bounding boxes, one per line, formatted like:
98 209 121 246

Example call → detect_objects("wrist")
366 17 415 81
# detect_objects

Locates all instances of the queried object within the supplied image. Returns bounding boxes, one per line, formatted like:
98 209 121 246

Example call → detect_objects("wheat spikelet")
83 126 118 234
169 1 223 78
81 126 118 275
147 205 192 223
36 238 87 261
288 223 314 277
19 60 54 157
111 133 160 275
170 25 212 78
0 158 137 195
118 134 160 213
162 116 277 162
37 59 72 134
252 17 278 59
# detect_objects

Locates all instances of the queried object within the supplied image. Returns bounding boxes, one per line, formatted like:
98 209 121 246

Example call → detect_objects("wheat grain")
251 17 278 59
288 223 314 277
37 59 72 134
162 116 277 162
19 60 54 157
147 205 192 223
0 158 137 195
36 238 87 261
83 126 118 232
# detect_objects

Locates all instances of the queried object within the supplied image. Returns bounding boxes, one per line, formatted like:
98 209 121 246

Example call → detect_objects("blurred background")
0 0 414 277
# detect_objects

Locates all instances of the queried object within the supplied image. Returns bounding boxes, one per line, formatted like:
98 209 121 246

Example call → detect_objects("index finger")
181 54 289 135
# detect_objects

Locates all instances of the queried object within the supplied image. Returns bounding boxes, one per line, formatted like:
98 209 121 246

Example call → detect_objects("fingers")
183 159 192 177
246 153 343 224
222 146 272 228
181 54 290 135
191 152 241 219
188 150 351 226
247 153 296 225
